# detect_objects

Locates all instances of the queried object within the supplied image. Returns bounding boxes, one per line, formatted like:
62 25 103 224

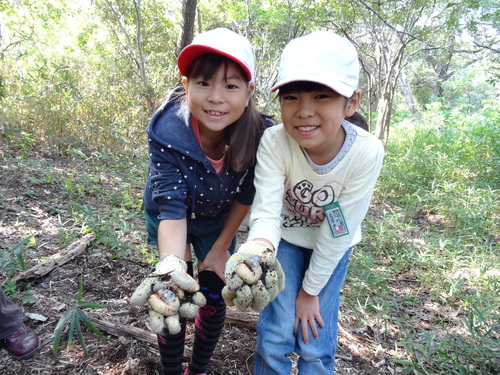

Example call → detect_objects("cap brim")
178 45 252 81
271 76 355 98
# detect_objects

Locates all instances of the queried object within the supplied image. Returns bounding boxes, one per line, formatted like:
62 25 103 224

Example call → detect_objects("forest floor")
0 144 396 375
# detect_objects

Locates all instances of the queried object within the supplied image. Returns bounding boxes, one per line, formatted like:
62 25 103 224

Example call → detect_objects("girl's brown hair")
184 53 272 172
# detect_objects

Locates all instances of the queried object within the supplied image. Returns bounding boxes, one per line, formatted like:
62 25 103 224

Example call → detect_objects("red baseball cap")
177 28 255 82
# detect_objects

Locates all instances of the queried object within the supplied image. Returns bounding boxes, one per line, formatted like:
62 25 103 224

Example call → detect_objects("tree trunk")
176 0 198 56
371 33 408 143
399 71 419 120
374 92 392 143
133 0 154 114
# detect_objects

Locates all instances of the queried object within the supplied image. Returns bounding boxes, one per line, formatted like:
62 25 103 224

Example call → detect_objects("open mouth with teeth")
297 126 319 132
205 110 226 116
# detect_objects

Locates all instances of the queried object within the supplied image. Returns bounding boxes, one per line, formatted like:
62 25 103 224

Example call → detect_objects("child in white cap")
242 30 385 374
135 27 272 375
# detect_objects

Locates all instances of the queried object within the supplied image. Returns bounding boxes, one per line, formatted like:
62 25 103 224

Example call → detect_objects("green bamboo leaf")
11 235 34 252
21 295 38 304
78 300 107 309
16 253 26 271
436 349 452 360
77 310 107 342
52 310 73 354
75 315 88 355
66 309 78 350
52 278 108 355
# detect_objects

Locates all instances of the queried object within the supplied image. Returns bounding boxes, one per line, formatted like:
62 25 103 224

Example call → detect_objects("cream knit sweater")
248 122 385 295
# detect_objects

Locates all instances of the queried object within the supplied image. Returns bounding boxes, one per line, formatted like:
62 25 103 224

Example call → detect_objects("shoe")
1 324 41 360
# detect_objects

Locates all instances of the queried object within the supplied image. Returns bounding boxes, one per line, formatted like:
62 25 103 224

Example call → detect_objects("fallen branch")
13 233 96 281
87 316 159 347
225 307 259 329
336 354 353 361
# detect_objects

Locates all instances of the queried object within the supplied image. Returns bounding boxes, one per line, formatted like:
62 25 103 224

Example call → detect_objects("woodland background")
0 0 499 374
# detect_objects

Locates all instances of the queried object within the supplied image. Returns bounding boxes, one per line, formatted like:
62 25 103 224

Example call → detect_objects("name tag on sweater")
323 202 349 238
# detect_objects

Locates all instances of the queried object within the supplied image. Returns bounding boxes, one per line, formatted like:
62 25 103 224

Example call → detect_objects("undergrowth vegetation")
1 100 498 374
347 100 499 374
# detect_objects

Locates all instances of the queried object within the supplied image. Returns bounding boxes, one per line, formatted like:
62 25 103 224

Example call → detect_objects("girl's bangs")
187 53 246 81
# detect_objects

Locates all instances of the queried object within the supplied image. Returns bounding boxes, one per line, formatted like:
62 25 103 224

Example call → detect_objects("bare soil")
0 146 395 375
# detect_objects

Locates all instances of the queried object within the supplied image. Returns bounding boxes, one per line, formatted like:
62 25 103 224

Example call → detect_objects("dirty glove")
222 241 285 312
130 254 206 334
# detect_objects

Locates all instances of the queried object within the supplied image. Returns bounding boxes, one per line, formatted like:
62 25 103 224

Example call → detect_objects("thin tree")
100 0 154 113
176 0 198 55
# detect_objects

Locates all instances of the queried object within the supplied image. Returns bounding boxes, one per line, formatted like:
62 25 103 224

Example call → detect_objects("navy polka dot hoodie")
143 91 256 237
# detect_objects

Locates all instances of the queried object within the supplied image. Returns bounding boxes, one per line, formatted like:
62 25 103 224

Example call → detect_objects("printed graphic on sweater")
283 180 335 227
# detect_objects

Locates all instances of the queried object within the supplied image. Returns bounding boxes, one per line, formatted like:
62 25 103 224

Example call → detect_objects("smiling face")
183 57 253 137
279 83 360 164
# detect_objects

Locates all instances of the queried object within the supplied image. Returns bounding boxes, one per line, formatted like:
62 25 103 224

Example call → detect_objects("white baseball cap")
272 30 359 97
177 28 254 82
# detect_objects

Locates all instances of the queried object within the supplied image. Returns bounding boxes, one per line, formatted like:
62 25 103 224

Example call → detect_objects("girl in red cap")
134 28 272 375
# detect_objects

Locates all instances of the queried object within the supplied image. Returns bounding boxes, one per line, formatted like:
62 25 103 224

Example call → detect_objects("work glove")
222 241 285 312
130 254 206 334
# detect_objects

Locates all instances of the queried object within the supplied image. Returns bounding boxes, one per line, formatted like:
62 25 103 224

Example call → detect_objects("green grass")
344 100 499 374
0 145 152 261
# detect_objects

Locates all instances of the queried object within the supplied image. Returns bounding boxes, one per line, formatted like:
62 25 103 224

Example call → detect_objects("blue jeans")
254 239 351 375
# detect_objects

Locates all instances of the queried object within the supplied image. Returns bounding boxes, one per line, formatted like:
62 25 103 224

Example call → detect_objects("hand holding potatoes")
222 241 285 312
